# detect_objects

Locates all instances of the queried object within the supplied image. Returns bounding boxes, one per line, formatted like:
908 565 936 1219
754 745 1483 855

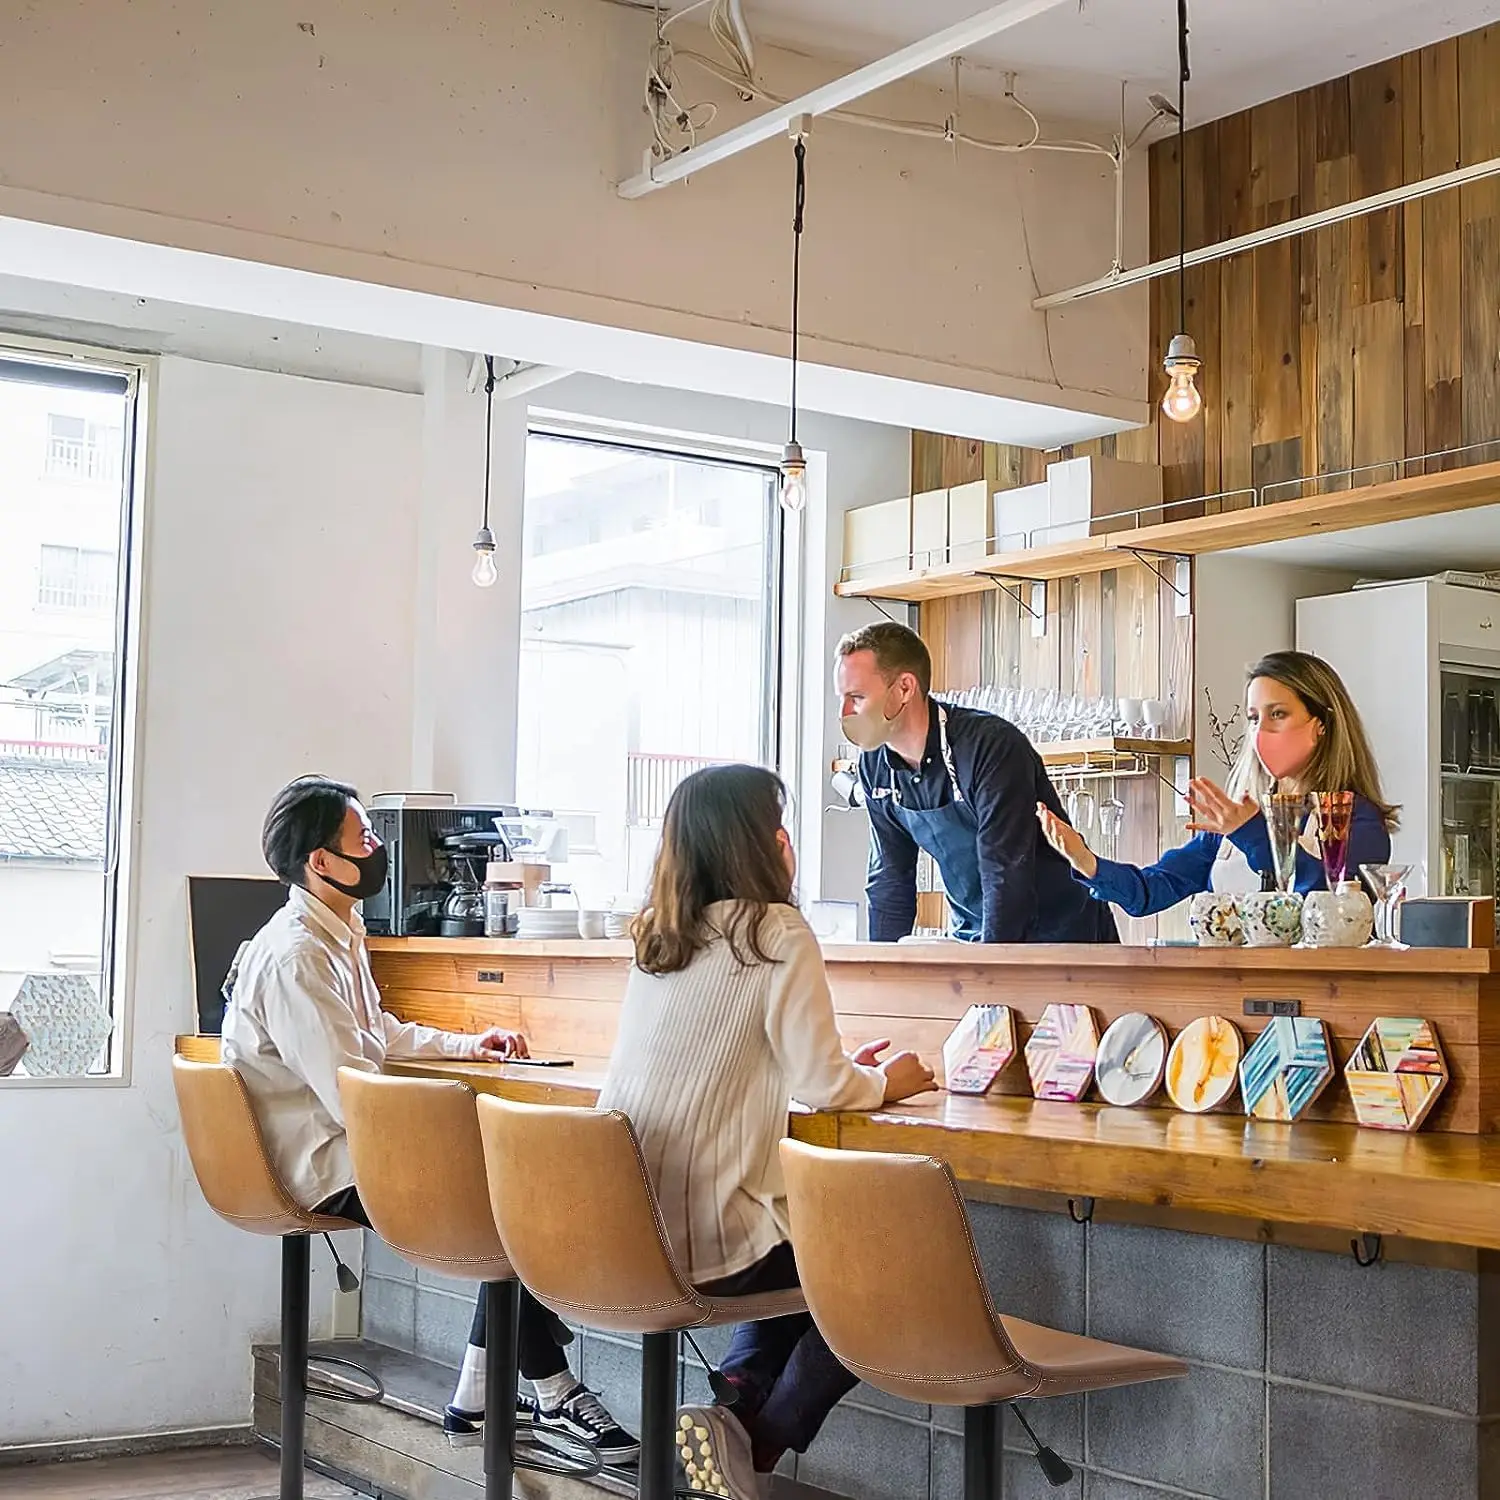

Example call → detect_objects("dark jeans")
697 1241 858 1465
316 1186 569 1383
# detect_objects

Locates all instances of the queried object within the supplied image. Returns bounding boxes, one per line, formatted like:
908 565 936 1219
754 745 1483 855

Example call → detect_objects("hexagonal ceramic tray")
1239 1017 1333 1123
942 1004 1017 1095
1024 1003 1100 1102
1344 1017 1448 1132
1164 1016 1243 1113
1095 1013 1168 1107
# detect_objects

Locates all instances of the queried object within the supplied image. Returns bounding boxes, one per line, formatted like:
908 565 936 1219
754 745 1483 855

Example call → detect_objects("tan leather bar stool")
780 1139 1188 1497
338 1069 596 1499
476 1096 806 1500
171 1052 383 1500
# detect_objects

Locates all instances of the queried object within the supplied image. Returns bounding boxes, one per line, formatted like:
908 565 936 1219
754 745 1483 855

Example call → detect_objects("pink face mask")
1255 721 1321 782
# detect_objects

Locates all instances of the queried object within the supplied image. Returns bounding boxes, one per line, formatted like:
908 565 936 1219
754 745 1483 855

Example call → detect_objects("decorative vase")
1237 889 1304 948
1301 881 1374 948
1189 891 1243 947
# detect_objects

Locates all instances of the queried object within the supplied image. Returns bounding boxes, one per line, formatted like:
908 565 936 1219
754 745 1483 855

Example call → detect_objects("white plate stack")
605 907 638 940
516 908 586 941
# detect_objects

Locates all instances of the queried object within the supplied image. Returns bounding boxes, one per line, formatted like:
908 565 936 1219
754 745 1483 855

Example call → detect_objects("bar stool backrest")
780 1139 1030 1402
172 1055 316 1236
476 1095 710 1334
339 1069 513 1281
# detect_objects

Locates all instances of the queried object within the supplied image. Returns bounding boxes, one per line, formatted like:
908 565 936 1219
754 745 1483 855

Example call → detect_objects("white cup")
1142 699 1169 739
1118 698 1144 736
578 910 608 940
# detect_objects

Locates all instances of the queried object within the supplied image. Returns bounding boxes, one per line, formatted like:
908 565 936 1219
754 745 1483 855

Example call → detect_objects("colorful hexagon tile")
1165 1016 1243 1114
1239 1017 1333 1123
1344 1017 1449 1132
1024 1003 1100 1102
942 1004 1017 1096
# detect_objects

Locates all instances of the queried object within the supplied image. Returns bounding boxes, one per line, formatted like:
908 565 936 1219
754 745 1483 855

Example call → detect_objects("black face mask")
319 843 388 901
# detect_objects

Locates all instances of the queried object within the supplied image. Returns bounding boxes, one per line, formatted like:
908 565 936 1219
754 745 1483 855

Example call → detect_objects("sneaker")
536 1382 640 1466
676 1403 758 1500
442 1392 537 1449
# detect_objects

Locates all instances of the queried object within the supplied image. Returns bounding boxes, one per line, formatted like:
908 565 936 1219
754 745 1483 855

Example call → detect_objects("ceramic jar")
1188 891 1243 946
1301 881 1374 948
1237 889 1304 947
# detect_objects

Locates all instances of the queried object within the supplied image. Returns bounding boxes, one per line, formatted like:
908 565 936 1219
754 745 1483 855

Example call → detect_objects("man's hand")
473 1027 530 1062
851 1038 891 1067
879 1050 937 1103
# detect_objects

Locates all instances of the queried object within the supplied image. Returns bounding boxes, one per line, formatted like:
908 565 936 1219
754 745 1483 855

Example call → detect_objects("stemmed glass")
1098 790 1126 861
1315 791 1355 888
1262 792 1313 894
1361 863 1413 949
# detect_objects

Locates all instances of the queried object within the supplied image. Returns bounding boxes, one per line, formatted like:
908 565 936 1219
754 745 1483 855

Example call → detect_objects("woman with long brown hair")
598 763 933 1500
1036 650 1396 914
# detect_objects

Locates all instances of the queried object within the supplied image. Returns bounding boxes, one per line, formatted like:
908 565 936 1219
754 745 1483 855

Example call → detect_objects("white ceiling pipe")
493 362 572 400
617 0 1074 199
1034 152 1500 309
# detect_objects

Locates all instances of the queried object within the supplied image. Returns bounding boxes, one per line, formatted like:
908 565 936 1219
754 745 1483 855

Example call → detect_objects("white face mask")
841 683 906 751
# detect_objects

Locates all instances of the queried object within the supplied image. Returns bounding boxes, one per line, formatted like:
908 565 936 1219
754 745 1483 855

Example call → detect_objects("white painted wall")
0 357 431 1446
0 0 1148 436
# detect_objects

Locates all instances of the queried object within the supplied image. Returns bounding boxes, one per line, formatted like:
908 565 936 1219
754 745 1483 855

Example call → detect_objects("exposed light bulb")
1161 332 1203 424
779 439 807 513
471 526 498 588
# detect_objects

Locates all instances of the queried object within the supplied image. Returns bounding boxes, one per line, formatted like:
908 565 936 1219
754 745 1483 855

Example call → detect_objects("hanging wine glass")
1099 785 1126 862
1361 862 1413 948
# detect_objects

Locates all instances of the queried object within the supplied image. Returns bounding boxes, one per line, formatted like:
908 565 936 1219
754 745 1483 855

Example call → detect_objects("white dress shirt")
221 883 479 1208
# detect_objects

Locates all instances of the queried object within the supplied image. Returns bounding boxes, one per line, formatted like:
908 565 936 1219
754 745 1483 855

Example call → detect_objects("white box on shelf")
1046 456 1164 542
910 488 949 569
992 481 1049 550
948 480 991 564
842 496 912 579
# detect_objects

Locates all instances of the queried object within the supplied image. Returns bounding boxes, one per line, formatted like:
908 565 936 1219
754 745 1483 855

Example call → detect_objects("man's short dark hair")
835 621 932 697
262 775 359 886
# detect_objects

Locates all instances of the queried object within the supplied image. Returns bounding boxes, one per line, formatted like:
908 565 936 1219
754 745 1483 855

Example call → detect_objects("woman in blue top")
1036 651 1397 916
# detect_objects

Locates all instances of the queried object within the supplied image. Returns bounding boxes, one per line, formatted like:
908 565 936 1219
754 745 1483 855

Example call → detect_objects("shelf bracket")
1121 549 1192 618
989 577 1048 637
1350 1232 1383 1268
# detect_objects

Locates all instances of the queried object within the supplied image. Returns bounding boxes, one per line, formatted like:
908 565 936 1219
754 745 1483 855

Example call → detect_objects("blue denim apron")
875 705 985 942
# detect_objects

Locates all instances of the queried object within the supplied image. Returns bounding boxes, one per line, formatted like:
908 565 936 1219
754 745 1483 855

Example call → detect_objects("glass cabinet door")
1439 667 1500 913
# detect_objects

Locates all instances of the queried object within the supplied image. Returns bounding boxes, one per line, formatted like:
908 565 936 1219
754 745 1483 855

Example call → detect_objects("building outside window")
515 433 780 903
0 352 141 1080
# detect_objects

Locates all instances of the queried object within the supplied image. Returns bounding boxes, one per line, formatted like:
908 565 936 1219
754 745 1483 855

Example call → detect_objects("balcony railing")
0 739 108 763
626 752 732 826
46 435 119 484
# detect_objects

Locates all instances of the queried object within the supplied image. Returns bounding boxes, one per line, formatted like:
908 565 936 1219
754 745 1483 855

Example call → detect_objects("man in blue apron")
835 622 1118 944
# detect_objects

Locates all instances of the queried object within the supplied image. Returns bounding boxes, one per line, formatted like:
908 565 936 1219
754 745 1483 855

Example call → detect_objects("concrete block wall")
361 1204 1500 1500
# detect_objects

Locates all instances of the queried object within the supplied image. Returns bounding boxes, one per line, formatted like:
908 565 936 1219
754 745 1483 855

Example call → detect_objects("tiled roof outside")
0 755 106 862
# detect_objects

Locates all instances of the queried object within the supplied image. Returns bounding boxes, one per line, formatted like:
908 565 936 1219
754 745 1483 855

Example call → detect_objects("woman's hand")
1036 803 1098 879
1185 778 1259 837
474 1026 530 1061
878 1049 936 1103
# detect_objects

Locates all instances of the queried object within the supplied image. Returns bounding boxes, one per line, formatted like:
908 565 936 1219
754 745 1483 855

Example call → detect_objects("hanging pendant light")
779 124 809 513
1161 0 1202 425
471 355 499 587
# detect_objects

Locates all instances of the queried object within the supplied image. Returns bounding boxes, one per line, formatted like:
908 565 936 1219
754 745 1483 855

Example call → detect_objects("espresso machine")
363 804 516 936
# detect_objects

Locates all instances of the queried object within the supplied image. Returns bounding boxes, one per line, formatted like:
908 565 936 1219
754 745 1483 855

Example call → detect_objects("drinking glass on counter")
1315 791 1355 887
1263 791 1312 894
1361 862 1413 948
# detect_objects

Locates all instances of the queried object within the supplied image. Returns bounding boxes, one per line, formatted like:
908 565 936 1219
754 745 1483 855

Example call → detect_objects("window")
515 433 780 901
45 412 122 483
1 353 140 1079
37 545 117 611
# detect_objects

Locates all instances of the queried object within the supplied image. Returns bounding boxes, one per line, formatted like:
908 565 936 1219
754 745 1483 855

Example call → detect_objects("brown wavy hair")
1227 649 1400 829
632 764 793 976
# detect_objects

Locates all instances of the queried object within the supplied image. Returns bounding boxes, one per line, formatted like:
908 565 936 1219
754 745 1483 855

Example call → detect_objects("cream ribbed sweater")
597 902 885 1283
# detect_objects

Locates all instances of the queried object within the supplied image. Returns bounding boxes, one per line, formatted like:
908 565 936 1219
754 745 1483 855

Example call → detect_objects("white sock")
452 1343 485 1412
532 1371 579 1411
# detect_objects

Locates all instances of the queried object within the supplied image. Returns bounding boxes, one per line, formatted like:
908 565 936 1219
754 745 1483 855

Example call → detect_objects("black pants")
317 1186 569 1382
697 1242 857 1462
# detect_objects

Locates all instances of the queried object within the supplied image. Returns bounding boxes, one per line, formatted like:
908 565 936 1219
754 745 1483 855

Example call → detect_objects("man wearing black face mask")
222 775 639 1464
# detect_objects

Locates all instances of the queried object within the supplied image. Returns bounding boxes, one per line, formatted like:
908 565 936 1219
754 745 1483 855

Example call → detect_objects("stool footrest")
305 1354 386 1406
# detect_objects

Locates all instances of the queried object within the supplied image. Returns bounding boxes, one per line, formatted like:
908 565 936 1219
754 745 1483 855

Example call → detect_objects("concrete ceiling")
736 0 1500 129
1237 502 1500 578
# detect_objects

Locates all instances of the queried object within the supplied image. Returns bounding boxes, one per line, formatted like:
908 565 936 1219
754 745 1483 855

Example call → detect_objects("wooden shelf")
835 458 1500 603
1038 737 1192 766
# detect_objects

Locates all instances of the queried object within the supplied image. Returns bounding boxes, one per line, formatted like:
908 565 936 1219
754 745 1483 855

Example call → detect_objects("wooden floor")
0 1446 358 1499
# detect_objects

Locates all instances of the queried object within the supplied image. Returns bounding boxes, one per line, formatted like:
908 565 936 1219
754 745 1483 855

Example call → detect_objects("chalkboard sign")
187 875 288 1034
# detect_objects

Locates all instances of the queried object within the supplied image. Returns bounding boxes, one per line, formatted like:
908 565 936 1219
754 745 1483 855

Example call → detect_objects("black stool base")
964 1403 998 1500
280 1235 310 1500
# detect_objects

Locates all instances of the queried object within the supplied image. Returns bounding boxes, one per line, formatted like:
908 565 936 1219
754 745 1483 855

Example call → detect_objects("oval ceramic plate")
1095 1013 1167 1107
1165 1016 1243 1113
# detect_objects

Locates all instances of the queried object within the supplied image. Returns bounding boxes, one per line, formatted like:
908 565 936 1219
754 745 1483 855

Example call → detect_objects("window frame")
0 335 151 1089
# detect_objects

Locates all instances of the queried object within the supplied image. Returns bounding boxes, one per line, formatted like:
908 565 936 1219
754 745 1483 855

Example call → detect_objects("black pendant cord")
789 136 806 447
1176 0 1190 334
482 354 496 532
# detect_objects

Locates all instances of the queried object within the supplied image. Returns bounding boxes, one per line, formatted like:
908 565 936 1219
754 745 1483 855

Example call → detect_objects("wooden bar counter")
371 937 1500 1253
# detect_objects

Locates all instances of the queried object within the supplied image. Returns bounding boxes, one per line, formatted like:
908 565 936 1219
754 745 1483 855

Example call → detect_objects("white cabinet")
1297 580 1500 908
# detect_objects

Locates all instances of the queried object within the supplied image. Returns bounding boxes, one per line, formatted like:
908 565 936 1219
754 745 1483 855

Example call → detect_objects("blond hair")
1226 650 1399 829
